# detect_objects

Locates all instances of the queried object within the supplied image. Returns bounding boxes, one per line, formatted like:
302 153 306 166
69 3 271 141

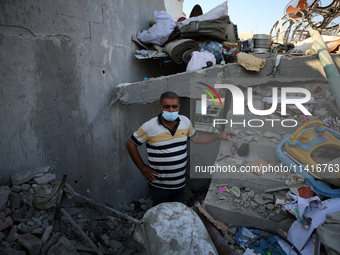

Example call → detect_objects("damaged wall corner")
0 0 176 204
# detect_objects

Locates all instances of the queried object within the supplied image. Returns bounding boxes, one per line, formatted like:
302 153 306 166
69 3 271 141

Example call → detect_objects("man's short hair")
160 91 180 105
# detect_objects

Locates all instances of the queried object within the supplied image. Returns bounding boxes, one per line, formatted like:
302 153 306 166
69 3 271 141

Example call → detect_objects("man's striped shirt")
130 114 196 190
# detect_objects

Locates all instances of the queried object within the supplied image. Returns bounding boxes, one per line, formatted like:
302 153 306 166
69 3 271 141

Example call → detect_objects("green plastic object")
309 28 340 108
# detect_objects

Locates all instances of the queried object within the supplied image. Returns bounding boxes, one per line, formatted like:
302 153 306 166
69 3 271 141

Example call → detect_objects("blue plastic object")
201 42 224 63
275 127 340 198
235 226 261 247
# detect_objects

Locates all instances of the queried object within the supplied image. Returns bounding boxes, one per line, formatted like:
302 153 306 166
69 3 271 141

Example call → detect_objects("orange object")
299 186 314 198
286 0 311 19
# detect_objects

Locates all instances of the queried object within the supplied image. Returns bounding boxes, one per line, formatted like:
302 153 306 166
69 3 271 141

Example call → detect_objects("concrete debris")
210 184 293 229
18 233 42 255
231 186 241 198
314 108 329 118
262 131 281 140
33 174 56 185
47 236 79 255
0 171 153 255
11 171 36 186
109 239 123 252
0 186 11 210
0 216 13 231
254 194 266 205
253 136 261 142
244 136 253 142
266 204 275 210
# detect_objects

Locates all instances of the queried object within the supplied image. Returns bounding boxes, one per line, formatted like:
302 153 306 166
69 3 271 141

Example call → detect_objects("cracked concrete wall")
0 0 173 203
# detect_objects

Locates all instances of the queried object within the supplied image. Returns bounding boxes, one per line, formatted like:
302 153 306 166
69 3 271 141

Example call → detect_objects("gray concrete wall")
0 0 174 203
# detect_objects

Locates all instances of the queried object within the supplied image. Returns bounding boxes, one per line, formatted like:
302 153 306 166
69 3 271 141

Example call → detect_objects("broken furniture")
271 0 340 45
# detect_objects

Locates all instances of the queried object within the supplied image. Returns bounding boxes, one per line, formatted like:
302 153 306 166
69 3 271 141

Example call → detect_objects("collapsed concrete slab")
203 139 296 233
116 54 340 105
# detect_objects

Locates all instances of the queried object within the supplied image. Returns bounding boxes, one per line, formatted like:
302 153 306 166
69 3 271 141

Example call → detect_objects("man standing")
126 91 235 206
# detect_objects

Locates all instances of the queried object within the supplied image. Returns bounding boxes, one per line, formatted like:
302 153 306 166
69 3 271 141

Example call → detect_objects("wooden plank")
60 208 104 255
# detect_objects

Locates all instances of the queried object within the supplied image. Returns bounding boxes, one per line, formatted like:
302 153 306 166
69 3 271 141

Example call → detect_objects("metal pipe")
193 206 235 255
309 28 340 108
63 188 140 224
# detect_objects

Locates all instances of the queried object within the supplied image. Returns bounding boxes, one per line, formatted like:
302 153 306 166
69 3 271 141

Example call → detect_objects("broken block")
18 233 42 255
47 236 78 255
34 173 56 185
11 171 34 186
0 216 13 231
0 186 11 210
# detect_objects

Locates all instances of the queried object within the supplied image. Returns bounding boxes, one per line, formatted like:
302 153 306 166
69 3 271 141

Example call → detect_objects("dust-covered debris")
0 168 152 255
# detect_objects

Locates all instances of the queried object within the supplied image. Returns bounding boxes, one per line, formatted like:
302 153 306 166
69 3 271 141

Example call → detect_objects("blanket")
165 39 199 64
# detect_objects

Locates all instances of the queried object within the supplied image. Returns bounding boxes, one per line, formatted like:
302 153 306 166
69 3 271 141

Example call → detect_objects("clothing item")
149 183 185 206
130 114 196 190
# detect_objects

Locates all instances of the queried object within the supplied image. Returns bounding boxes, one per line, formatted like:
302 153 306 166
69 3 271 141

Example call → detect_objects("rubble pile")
211 185 291 221
0 166 297 255
0 167 153 255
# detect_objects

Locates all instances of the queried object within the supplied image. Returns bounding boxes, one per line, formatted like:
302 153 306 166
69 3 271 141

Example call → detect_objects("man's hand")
140 165 159 183
126 139 160 183
191 130 237 144
217 130 237 140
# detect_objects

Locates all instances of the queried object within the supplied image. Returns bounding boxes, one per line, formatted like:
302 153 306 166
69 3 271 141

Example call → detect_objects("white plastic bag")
177 1 228 29
137 11 176 46
186 51 216 71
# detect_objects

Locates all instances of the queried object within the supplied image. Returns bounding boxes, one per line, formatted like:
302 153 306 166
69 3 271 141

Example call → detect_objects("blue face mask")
162 110 178 122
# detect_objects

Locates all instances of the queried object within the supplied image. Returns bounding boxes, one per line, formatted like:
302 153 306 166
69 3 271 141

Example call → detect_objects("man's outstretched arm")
191 130 236 144
126 139 159 182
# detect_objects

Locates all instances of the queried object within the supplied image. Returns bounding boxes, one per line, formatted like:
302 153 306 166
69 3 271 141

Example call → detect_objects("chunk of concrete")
0 216 13 231
18 233 42 255
231 186 241 198
17 223 34 233
10 192 23 210
11 171 34 185
262 132 280 140
21 184 30 191
6 225 19 242
34 173 56 185
41 232 61 254
109 239 122 253
254 194 266 205
266 204 275 210
0 185 11 210
41 226 53 245
11 185 21 192
47 236 79 255
0 247 25 255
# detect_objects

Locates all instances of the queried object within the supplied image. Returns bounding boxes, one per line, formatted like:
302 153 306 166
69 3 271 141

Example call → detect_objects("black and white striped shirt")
130 114 196 190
